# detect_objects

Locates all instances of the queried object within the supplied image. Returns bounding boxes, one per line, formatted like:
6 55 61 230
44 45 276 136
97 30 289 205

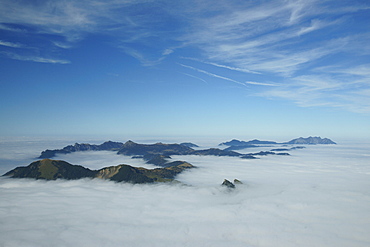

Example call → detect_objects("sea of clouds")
0 137 370 247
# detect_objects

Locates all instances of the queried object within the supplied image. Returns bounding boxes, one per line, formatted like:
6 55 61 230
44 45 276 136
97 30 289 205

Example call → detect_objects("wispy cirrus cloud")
122 47 166 66
0 0 111 41
0 0 369 113
296 19 331 36
0 0 173 63
180 72 208 84
0 0 159 47
2 52 70 64
184 13 351 77
259 71 370 113
176 1 370 113
179 63 277 87
179 63 247 87
317 63 370 78
0 40 23 48
181 57 261 75
52 41 73 49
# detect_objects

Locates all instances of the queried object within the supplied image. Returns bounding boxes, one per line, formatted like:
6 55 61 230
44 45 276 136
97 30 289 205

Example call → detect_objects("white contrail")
179 63 278 86
178 63 247 87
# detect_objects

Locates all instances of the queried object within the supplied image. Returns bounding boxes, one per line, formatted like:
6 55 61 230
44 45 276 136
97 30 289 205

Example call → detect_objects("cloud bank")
1 139 370 247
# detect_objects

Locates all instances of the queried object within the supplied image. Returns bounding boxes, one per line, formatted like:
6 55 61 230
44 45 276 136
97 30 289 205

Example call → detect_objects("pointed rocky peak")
234 179 243 184
221 179 235 188
123 140 138 147
219 139 244 146
101 140 116 146
99 141 124 150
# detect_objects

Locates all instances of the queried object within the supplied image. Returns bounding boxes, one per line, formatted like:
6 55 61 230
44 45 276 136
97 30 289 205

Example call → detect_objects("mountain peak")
285 136 336 144
3 159 96 180
124 140 138 146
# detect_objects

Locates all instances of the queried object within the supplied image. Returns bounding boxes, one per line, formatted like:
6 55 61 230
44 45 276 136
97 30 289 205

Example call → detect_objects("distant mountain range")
38 140 240 159
284 136 336 145
220 139 277 146
3 137 335 184
116 140 194 156
220 136 336 150
3 158 195 184
36 137 334 162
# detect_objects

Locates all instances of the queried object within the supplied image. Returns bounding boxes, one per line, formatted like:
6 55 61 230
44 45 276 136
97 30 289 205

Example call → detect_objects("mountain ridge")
284 136 336 144
220 136 336 147
39 141 124 158
3 159 195 184
33 137 334 167
37 140 243 159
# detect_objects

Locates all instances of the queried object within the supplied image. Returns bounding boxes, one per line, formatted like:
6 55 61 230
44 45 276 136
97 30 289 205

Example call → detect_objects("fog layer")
1 140 370 247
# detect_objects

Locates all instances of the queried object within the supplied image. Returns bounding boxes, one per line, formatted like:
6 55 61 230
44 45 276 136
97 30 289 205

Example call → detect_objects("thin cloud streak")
53 41 73 49
207 61 261 75
122 47 166 66
259 73 370 113
181 57 261 75
180 72 208 84
176 1 370 112
245 81 279 87
2 52 70 64
0 40 23 48
179 63 277 87
179 63 247 87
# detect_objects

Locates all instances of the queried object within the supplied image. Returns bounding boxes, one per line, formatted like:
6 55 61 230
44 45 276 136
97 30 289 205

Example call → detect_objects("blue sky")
0 0 369 140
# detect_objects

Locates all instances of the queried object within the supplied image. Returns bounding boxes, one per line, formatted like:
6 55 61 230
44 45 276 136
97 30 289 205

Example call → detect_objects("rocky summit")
221 179 236 189
3 159 96 180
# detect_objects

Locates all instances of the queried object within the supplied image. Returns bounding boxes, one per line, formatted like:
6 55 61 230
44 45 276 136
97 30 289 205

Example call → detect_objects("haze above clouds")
1 139 370 247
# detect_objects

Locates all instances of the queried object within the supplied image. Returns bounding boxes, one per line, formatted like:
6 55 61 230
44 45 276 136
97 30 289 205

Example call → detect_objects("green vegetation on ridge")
3 159 195 184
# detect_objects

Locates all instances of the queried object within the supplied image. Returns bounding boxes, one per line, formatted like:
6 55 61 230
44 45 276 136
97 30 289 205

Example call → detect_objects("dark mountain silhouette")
191 148 241 157
116 141 194 156
32 138 321 171
219 139 276 150
284 136 336 144
38 140 244 159
143 154 171 166
223 145 256 151
220 136 336 148
271 146 305 152
180 142 199 148
219 139 258 147
39 141 124 158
